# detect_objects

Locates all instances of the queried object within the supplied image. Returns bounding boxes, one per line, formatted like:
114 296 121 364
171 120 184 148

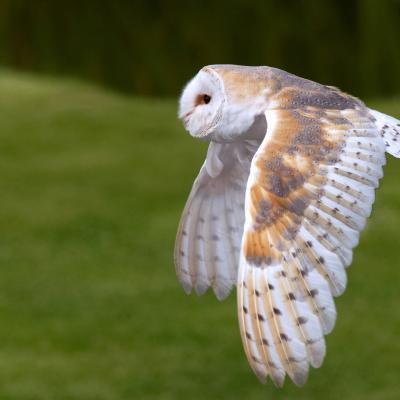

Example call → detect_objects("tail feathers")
370 109 400 158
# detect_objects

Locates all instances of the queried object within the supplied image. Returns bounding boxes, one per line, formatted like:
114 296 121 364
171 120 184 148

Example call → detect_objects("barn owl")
175 65 400 386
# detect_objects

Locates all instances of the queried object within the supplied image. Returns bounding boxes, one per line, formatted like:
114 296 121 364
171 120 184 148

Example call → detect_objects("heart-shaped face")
178 65 268 142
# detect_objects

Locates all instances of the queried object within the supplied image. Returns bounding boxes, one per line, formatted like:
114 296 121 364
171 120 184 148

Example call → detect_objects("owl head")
178 65 268 141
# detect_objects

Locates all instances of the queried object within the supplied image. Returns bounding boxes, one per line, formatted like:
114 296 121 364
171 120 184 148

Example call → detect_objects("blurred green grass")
0 69 398 399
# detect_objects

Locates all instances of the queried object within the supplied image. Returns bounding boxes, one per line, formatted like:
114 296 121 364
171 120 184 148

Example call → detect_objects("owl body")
175 65 400 386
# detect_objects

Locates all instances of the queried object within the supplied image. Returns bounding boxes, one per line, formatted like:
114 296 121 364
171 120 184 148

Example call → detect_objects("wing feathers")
370 109 400 157
238 105 384 385
175 141 258 299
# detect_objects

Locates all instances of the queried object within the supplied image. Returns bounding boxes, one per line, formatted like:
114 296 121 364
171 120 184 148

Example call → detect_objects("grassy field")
0 69 398 400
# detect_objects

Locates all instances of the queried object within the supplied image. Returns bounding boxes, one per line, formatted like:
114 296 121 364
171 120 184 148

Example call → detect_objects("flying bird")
175 65 400 386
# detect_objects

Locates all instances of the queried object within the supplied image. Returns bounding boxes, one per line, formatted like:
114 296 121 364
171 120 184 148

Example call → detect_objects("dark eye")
194 93 212 106
203 94 211 104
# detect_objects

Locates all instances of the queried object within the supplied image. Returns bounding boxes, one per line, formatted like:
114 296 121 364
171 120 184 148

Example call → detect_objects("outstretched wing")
237 105 386 386
175 140 259 299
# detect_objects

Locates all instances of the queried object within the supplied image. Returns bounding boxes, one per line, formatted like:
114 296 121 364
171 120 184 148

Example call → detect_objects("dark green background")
0 0 399 97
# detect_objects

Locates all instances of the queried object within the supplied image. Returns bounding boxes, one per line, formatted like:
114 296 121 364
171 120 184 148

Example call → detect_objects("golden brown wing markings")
243 108 350 266
235 68 382 385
